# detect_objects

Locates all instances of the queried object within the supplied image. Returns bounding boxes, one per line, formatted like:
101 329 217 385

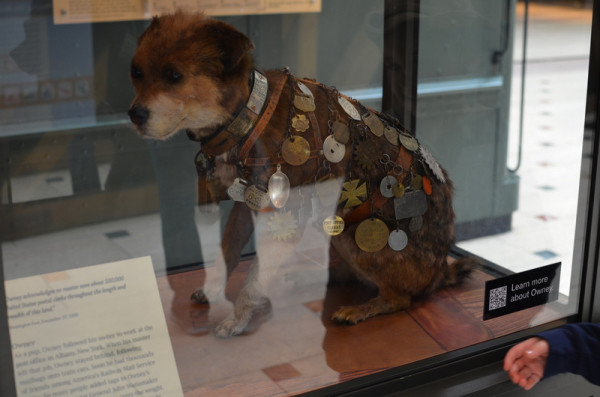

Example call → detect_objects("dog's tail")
442 256 478 287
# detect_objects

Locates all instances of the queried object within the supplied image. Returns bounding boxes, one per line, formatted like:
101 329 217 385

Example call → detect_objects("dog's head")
128 12 254 140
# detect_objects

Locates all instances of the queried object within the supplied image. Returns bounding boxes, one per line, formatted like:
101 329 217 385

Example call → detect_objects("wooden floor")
156 255 560 396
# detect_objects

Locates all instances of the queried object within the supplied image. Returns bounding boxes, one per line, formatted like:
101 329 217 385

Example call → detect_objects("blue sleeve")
537 323 600 386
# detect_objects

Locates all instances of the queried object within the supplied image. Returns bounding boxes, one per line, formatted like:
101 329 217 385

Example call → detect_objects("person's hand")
503 337 549 390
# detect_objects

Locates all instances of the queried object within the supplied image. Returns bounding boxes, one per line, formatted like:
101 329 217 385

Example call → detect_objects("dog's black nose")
128 105 150 126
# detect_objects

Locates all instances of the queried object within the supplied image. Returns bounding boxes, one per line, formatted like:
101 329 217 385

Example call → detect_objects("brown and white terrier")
129 11 475 338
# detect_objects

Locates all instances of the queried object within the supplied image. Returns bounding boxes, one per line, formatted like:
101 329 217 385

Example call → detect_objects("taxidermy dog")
128 11 475 338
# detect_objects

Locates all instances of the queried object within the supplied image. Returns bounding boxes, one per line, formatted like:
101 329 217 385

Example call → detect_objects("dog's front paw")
331 305 370 325
213 318 247 338
190 288 209 304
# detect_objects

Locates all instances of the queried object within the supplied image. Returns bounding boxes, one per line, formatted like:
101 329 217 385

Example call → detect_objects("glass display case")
1 0 600 395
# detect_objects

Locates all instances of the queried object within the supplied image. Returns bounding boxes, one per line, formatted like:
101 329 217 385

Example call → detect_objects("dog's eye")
131 65 143 80
164 68 183 84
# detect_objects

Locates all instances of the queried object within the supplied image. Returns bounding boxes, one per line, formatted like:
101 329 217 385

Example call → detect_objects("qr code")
489 286 507 310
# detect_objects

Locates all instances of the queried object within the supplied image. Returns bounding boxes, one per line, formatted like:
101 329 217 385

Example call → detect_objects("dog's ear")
207 21 254 74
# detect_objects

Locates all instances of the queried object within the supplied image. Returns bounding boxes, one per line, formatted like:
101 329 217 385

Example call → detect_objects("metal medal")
244 184 270 211
322 215 345 236
379 175 398 198
282 135 311 166
394 190 427 220
355 218 390 253
355 139 380 170
338 96 361 120
398 133 419 152
339 179 367 208
393 183 405 198
323 135 345 163
294 94 316 112
388 229 408 251
384 126 399 146
268 164 290 209
297 81 314 97
362 112 385 137
292 114 310 132
332 120 350 144
227 177 248 202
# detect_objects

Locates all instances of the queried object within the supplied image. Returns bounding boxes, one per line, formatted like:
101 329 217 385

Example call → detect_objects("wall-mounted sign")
484 262 561 320
52 0 322 25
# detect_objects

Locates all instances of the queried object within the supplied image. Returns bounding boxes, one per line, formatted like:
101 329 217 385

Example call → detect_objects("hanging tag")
393 183 405 198
388 229 408 251
399 133 419 152
292 114 310 132
394 190 427 220
323 135 346 163
379 175 398 198
332 120 350 144
384 126 399 146
420 146 446 183
282 135 311 166
297 81 314 98
338 96 361 120
227 178 248 202
355 218 389 252
294 94 316 112
362 112 385 137
268 164 290 208
339 179 367 208
322 215 345 236
245 184 270 211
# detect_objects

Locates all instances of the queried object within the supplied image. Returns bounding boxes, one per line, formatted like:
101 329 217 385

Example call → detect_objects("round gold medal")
355 218 390 253
322 215 345 236
282 135 310 166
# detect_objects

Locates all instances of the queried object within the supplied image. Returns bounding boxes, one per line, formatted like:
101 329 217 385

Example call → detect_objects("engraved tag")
244 184 270 211
362 112 384 137
394 190 427 220
292 114 310 132
297 81 314 97
379 175 398 198
399 133 419 152
322 215 345 236
282 135 311 166
355 218 390 253
332 120 350 144
268 211 298 241
420 146 446 183
338 96 361 120
294 94 316 112
409 216 424 232
323 135 345 163
227 177 248 202
388 229 408 251
384 126 399 146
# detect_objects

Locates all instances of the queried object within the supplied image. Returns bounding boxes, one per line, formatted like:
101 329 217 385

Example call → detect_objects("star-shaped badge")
338 179 367 208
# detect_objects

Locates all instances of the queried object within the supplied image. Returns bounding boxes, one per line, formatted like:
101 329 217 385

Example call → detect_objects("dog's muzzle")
128 104 150 127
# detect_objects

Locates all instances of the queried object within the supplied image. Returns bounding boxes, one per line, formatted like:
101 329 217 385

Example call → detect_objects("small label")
483 262 561 320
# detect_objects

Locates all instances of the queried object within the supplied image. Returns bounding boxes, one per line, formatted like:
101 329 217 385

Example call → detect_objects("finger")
522 373 540 390
525 339 549 359
504 338 537 370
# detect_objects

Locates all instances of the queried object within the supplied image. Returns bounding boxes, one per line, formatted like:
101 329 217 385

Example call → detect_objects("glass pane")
0 0 594 395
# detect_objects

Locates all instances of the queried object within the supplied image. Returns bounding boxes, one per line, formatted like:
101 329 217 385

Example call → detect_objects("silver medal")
379 175 398 198
388 229 408 251
297 81 314 98
323 135 346 163
227 178 248 202
338 96 361 120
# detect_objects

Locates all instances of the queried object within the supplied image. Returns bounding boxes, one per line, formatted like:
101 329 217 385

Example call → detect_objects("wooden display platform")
156 256 560 396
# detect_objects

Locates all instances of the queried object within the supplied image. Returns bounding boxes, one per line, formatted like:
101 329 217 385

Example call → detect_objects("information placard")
5 257 183 397
483 262 561 320
52 0 322 25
